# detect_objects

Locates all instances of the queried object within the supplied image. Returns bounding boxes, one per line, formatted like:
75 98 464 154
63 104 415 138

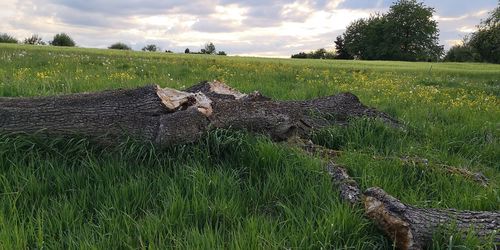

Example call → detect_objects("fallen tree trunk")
0 81 398 146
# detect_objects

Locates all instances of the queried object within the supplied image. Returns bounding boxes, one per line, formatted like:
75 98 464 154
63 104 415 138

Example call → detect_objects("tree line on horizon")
291 0 499 64
1 0 498 63
0 32 227 55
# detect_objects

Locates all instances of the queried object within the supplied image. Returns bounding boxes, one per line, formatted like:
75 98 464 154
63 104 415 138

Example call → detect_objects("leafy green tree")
291 52 308 58
203 42 216 54
108 42 131 50
312 48 327 59
50 33 75 46
142 44 159 52
344 17 387 60
343 0 442 61
385 0 442 60
24 34 45 45
444 44 480 62
334 35 352 59
469 4 500 63
0 33 18 43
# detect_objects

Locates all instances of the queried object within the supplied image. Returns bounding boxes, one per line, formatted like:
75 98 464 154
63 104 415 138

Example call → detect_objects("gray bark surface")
0 81 398 145
0 85 165 143
364 187 499 250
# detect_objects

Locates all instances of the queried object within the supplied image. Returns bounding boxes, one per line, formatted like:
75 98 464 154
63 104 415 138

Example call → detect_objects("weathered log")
364 187 500 250
0 81 398 146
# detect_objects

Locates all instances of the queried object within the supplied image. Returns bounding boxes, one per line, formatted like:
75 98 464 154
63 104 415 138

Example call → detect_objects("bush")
185 48 190 53
0 33 18 43
108 42 131 50
24 34 45 45
443 44 481 62
203 42 216 54
50 33 75 46
217 51 227 56
142 44 159 52
291 52 308 59
291 48 335 59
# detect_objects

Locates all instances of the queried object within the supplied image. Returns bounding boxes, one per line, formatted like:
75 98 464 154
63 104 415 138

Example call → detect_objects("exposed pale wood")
156 86 213 115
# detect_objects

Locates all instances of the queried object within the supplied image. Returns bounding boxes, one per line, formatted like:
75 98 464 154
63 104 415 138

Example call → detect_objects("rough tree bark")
364 187 499 250
0 81 398 146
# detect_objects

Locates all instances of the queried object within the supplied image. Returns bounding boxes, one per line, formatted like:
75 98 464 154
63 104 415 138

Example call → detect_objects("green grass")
0 43 499 249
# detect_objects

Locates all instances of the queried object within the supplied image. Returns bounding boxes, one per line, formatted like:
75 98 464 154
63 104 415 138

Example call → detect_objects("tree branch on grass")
290 138 489 187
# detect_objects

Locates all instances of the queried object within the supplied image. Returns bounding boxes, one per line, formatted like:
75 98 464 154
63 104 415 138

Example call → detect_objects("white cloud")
1 0 497 56
458 26 476 33
445 39 463 47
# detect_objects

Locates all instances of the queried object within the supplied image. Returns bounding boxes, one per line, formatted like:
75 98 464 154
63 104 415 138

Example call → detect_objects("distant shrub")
142 44 159 52
0 33 18 43
203 42 216 54
217 51 227 56
165 50 173 53
291 52 308 59
185 48 190 53
50 33 75 47
443 44 481 62
291 48 335 59
108 42 131 50
24 34 45 45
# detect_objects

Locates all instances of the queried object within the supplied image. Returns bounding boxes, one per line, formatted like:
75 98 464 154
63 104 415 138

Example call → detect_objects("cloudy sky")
0 0 497 57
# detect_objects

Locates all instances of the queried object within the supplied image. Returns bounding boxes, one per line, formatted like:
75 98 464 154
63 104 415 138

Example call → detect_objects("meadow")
0 43 499 249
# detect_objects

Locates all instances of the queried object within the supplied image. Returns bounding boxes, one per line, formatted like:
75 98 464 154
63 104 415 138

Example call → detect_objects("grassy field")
0 43 499 249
